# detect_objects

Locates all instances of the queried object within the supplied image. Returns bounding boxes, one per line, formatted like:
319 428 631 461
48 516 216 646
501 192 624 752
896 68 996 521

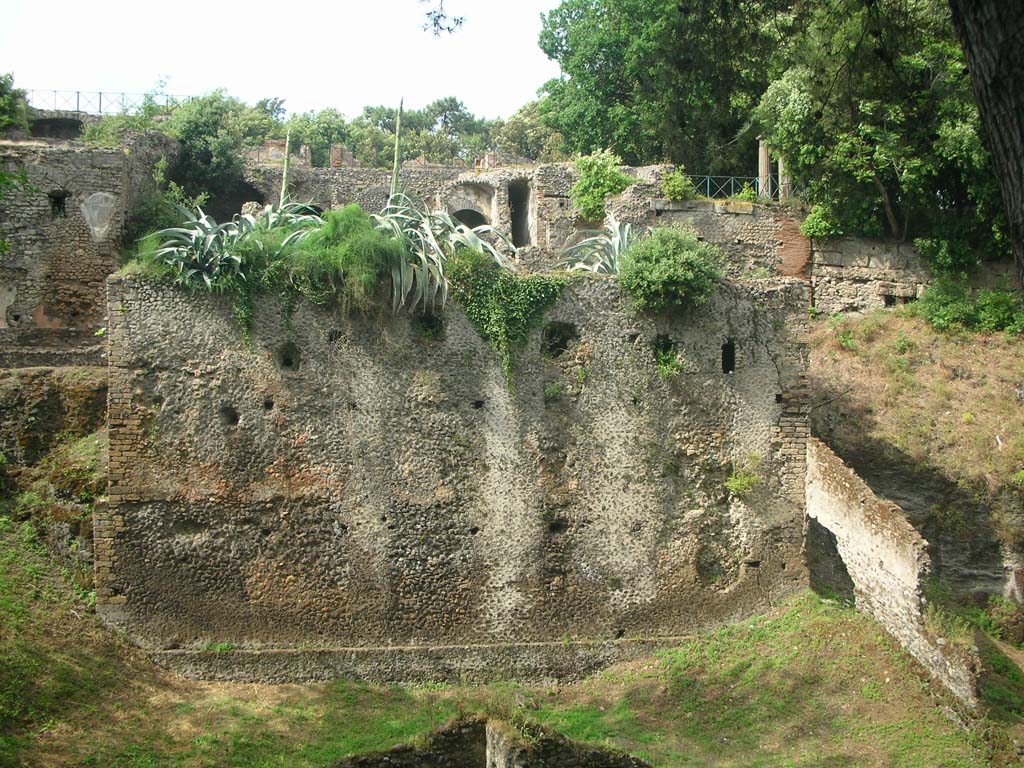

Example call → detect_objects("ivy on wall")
446 248 565 382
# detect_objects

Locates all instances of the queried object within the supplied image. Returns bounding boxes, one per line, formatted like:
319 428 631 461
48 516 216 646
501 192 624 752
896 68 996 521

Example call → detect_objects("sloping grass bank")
0 514 993 767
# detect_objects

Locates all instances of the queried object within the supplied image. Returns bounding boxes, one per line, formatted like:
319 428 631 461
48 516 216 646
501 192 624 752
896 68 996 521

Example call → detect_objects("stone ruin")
0 125 995 707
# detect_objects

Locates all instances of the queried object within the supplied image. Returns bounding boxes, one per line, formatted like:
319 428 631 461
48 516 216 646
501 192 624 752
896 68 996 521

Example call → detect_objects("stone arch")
445 183 495 226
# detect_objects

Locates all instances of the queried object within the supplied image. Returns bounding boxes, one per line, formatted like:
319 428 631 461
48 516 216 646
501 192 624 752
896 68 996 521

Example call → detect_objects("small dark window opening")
883 294 897 308
901 295 917 306
48 191 68 218
276 342 301 372
262 397 275 411
653 334 674 361
452 208 487 228
548 519 569 535
219 405 240 427
722 339 736 374
472 399 485 410
541 322 579 357
509 180 531 247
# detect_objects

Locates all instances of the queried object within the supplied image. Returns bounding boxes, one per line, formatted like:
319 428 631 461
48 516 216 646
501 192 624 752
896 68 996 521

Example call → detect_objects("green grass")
0 512 1000 767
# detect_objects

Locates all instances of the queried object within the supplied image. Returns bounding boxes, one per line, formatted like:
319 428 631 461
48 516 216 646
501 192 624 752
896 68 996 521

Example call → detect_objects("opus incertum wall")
97 275 810 682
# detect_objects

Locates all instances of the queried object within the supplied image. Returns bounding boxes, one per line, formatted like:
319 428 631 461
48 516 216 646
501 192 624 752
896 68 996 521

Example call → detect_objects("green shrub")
660 168 697 202
976 287 1024 333
800 204 842 240
732 182 757 202
913 236 978 275
911 277 979 331
289 205 404 312
724 455 762 496
618 227 721 313
912 278 1024 334
570 149 633 221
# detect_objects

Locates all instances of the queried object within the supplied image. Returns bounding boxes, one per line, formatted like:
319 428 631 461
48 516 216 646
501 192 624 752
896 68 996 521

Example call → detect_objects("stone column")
779 157 793 198
758 137 772 199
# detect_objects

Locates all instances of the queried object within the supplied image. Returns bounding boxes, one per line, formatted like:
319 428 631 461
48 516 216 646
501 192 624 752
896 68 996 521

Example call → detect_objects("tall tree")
538 0 793 171
757 0 1006 271
948 0 1024 289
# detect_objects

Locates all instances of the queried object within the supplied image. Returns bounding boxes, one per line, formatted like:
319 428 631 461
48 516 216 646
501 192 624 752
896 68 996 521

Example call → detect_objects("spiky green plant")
555 215 649 274
152 206 246 289
371 193 516 314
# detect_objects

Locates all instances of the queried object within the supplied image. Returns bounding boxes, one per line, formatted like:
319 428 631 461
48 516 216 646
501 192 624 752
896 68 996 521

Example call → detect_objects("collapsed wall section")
98 276 809 682
806 437 980 707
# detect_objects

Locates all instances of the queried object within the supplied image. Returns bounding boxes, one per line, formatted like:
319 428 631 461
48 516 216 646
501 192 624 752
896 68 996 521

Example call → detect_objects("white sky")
0 0 564 120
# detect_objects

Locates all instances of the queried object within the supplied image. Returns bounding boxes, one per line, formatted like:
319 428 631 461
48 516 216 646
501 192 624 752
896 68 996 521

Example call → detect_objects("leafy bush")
732 182 757 202
570 149 633 221
660 168 697 202
976 288 1024 333
911 278 978 331
725 455 762 496
912 278 1024 334
288 205 404 311
618 227 721 313
555 215 649 274
0 73 29 132
913 237 978 275
447 248 564 381
800 204 842 240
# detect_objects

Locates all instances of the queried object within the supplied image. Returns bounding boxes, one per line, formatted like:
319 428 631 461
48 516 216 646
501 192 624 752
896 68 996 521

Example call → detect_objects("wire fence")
25 90 192 115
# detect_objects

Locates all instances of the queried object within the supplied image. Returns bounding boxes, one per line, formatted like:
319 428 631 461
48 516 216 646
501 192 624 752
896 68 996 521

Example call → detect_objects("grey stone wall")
809 238 931 314
806 437 980 707
98 275 809 682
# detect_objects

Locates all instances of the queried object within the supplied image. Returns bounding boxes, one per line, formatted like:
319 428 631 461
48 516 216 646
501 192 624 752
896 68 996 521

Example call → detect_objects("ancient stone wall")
806 437 980 707
0 133 173 357
809 238 931 313
98 275 809 682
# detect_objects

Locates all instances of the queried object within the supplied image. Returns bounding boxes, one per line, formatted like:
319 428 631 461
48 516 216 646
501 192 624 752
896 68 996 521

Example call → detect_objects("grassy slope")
807 311 1024 543
1 516 991 768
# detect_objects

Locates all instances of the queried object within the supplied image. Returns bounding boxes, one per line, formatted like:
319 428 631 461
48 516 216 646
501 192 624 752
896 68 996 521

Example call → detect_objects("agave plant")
371 193 516 314
152 206 247 290
555 214 650 274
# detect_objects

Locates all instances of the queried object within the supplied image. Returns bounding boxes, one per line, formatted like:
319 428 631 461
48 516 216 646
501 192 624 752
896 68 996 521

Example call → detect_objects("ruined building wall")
98 276 809 682
806 437 980 707
0 134 173 363
809 238 931 314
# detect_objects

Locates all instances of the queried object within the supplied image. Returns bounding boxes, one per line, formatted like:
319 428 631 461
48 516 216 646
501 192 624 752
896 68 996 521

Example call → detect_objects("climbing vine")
447 248 565 382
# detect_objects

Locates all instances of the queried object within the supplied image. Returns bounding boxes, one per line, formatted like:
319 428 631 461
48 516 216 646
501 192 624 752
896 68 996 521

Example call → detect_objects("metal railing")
686 174 794 200
25 90 192 115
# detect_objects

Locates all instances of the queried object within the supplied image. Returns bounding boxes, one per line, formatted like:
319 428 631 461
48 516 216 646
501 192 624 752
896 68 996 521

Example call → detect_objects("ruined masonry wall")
806 437 980 707
0 134 172 344
98 276 809 683
810 238 930 313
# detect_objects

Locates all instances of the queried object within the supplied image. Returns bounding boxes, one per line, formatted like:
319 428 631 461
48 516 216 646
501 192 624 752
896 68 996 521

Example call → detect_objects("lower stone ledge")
148 636 691 685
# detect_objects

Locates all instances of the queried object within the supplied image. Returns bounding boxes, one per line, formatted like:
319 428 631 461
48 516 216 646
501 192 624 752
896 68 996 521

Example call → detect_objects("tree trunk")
948 0 1024 290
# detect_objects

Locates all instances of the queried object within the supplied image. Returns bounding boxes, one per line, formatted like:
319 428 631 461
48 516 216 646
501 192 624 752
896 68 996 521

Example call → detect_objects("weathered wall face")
809 238 930 313
0 134 172 345
98 276 809 681
806 438 980 707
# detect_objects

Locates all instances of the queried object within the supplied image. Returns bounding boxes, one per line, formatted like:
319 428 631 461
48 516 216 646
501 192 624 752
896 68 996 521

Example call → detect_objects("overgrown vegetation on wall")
446 248 565 381
569 149 633 221
618 227 722 313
